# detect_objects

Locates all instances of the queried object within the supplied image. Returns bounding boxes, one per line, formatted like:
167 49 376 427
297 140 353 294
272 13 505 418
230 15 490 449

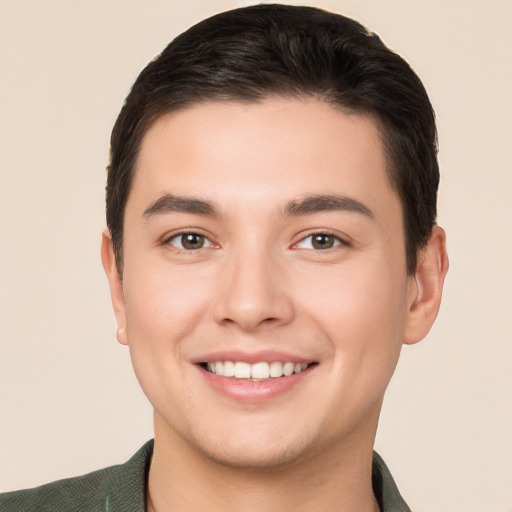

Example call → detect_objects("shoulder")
372 451 412 512
0 440 153 512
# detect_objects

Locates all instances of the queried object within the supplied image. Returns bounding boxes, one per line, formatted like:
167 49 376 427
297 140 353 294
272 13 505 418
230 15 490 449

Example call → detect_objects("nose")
212 246 295 332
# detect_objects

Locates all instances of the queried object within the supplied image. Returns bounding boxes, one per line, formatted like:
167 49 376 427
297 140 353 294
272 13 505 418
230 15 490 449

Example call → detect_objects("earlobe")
101 229 128 345
116 327 127 345
403 226 449 345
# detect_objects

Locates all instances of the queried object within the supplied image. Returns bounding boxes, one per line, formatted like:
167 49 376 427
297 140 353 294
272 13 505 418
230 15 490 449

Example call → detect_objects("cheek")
123 259 213 334
120 267 211 407
120 263 216 398
303 259 407 325
299 260 409 372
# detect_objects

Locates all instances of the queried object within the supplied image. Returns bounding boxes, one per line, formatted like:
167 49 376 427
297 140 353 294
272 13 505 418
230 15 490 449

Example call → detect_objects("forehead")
130 98 398 218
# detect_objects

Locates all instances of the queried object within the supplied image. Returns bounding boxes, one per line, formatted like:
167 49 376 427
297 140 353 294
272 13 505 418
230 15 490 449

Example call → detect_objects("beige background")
1 0 511 510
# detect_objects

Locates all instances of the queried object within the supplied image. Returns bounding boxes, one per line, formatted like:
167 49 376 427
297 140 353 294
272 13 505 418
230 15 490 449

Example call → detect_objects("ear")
403 226 449 345
101 229 128 345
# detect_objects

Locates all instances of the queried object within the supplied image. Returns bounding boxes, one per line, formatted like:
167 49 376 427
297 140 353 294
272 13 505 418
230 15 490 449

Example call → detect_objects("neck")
147 416 380 512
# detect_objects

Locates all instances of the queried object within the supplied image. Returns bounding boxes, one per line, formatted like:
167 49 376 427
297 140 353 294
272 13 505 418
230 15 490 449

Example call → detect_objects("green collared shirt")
0 440 411 511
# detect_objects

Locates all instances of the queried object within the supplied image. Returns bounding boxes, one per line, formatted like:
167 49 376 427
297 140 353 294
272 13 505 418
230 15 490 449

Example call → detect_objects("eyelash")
292 232 348 251
164 231 215 251
163 230 349 252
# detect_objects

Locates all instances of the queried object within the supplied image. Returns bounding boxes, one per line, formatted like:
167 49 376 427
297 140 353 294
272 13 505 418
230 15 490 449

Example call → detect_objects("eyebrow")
142 193 374 220
143 194 219 218
284 194 375 219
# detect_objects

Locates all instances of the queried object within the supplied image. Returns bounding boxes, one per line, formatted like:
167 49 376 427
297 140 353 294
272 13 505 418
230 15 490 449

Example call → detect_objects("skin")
102 98 448 512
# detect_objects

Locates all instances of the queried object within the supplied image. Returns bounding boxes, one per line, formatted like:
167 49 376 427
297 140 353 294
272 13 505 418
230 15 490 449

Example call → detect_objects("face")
103 98 440 469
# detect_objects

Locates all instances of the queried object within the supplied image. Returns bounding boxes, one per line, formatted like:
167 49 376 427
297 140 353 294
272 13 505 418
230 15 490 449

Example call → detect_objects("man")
1 4 448 511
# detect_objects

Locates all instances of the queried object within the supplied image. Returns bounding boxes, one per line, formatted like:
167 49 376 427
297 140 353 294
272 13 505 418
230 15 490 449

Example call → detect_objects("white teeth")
223 360 235 377
251 362 270 379
234 362 251 379
205 360 311 379
283 362 294 376
269 361 283 377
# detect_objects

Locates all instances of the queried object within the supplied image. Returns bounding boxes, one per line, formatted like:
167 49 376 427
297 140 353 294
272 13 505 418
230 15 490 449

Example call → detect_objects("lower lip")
199 366 315 403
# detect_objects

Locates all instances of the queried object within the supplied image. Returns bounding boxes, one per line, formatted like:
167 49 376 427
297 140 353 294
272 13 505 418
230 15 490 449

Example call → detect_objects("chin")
196 435 311 471
164 412 316 471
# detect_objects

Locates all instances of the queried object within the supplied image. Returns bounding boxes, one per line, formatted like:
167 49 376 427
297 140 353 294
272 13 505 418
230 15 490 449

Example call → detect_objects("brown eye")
295 233 343 250
311 234 336 249
182 233 205 250
168 232 211 250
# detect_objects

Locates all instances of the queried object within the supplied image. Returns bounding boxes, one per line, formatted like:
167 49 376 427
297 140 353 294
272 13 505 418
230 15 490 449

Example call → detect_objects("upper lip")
191 350 316 365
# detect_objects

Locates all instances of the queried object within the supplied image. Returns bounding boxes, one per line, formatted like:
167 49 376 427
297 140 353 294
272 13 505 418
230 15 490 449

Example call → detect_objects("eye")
295 233 343 250
167 232 213 251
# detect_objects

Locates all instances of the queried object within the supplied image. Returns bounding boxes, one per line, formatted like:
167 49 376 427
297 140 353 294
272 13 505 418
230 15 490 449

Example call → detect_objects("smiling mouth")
200 361 316 380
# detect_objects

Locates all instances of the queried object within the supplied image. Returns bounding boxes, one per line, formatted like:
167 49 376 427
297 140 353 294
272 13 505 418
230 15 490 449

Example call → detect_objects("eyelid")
162 228 218 250
291 230 350 250
160 228 350 251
